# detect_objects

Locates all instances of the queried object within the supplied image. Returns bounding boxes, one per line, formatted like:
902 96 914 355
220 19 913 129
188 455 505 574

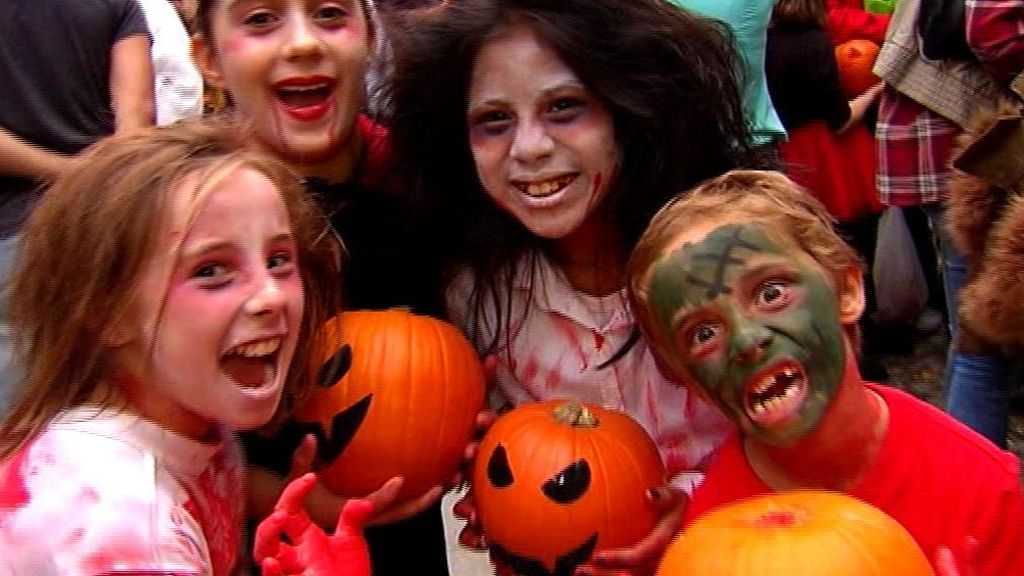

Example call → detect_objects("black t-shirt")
244 117 449 575
0 0 149 235
765 23 852 133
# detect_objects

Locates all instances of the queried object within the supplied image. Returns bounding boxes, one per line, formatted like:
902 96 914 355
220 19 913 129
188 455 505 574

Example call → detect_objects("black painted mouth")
489 533 598 576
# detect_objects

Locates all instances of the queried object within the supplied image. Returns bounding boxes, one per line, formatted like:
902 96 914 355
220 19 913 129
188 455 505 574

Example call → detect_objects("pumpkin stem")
553 401 600 427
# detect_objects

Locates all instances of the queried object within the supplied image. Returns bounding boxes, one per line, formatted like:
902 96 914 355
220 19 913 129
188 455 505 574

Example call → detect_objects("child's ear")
192 34 226 90
837 266 866 325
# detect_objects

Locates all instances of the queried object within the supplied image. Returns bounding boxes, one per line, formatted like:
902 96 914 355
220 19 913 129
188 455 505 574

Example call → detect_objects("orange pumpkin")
835 39 881 98
656 490 935 576
293 309 485 502
473 400 666 575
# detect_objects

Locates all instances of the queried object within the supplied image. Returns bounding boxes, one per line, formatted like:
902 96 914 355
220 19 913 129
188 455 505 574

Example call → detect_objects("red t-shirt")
684 384 1024 574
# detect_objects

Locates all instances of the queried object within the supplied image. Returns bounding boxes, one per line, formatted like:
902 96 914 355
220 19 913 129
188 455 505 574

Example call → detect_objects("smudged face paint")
196 0 371 165
467 23 620 241
642 221 846 446
114 167 305 439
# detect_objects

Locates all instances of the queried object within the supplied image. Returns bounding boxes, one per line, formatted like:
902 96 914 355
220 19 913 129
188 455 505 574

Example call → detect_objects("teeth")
278 83 328 92
227 338 281 358
519 175 575 197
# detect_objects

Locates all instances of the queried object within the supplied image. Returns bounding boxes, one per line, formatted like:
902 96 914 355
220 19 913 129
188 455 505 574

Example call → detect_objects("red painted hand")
254 473 375 576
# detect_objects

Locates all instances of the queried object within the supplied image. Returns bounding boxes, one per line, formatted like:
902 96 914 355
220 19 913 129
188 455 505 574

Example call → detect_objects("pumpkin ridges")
475 401 666 573
294 309 484 501
656 491 934 575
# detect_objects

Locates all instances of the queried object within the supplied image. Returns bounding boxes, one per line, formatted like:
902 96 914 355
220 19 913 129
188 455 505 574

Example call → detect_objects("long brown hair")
0 120 342 460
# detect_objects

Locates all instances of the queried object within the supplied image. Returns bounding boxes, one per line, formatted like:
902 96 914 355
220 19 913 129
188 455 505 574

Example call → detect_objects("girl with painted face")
386 0 755 573
0 121 359 574
627 170 1024 576
191 2 460 574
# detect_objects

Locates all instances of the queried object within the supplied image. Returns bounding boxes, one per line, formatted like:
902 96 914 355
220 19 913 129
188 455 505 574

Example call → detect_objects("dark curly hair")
385 0 755 352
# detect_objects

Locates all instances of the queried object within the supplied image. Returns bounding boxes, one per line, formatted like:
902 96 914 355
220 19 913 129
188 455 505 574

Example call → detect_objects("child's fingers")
253 510 288 562
261 557 284 576
364 476 404 514
286 434 317 481
275 472 318 515
274 542 304 575
336 498 376 534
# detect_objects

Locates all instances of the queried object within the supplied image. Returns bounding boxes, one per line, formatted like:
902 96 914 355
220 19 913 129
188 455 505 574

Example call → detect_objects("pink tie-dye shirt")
447 253 734 485
0 407 244 575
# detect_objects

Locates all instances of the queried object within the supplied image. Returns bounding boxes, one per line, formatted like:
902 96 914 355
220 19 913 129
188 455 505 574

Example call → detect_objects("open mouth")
512 174 577 198
221 337 281 389
275 82 334 110
744 361 808 426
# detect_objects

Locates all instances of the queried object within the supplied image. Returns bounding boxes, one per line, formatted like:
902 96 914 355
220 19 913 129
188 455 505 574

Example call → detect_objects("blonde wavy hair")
0 120 342 460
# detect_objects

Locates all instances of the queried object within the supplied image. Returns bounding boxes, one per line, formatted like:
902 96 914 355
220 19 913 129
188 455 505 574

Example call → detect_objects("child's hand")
452 487 486 550
285 433 444 527
254 473 375 576
574 486 688 576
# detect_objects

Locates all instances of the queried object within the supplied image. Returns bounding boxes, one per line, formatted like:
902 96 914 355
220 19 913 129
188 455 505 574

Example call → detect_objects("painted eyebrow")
467 82 589 112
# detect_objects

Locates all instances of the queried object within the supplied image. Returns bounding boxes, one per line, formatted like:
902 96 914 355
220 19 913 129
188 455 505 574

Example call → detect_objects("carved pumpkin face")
473 401 666 576
656 491 935 576
292 309 485 501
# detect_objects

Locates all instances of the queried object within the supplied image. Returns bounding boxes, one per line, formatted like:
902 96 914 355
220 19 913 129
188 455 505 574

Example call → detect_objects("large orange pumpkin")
656 490 934 576
835 39 881 98
473 400 666 575
293 309 485 502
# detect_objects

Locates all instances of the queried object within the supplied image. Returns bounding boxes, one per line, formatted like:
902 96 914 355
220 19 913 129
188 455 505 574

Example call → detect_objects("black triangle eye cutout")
542 460 590 504
318 343 352 388
487 444 514 488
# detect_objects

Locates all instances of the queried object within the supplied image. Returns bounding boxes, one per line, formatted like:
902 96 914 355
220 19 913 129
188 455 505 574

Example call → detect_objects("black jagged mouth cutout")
314 393 372 464
490 533 598 576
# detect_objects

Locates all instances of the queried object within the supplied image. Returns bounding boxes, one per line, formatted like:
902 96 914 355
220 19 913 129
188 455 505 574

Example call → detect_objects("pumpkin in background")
293 309 485 502
835 39 881 98
656 490 934 576
473 400 666 575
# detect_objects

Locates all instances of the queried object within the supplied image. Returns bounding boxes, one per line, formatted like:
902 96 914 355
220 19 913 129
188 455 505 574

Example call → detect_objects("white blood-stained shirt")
0 407 244 575
447 253 734 485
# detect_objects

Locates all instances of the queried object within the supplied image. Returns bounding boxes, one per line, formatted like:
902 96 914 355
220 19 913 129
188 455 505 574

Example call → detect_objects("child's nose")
245 274 287 317
730 322 773 364
282 14 324 61
510 118 555 164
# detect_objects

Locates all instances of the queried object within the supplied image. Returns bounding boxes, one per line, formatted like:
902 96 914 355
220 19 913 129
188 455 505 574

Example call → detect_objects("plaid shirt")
876 0 1021 206
967 0 1024 85
875 91 959 206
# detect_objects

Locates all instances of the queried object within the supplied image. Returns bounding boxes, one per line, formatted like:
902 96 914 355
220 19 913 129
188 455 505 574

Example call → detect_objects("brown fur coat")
947 100 1024 353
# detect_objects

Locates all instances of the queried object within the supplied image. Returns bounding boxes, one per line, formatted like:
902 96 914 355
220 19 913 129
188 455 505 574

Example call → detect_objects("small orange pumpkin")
656 490 935 576
293 309 485 502
835 39 881 98
473 400 666 575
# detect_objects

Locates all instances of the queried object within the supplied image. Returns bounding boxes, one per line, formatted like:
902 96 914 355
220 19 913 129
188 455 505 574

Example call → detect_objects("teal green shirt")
672 0 787 146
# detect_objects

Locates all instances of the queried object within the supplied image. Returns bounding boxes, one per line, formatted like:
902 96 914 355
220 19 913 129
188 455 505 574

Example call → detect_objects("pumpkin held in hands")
292 309 485 502
656 490 934 576
473 400 666 576
835 39 881 98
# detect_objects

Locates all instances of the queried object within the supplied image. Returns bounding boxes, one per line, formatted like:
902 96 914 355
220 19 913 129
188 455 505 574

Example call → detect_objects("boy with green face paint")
627 170 1024 575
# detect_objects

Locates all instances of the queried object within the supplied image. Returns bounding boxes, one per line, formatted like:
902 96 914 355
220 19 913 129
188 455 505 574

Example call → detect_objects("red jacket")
825 0 891 44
